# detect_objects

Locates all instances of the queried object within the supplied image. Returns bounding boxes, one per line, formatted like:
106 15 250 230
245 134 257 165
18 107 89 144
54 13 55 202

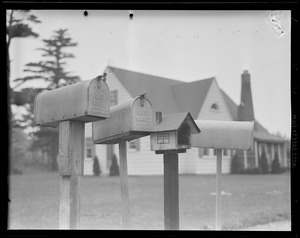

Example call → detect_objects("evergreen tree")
271 152 281 174
93 156 101 176
7 10 41 172
109 154 119 176
230 152 244 174
259 150 269 174
12 28 80 171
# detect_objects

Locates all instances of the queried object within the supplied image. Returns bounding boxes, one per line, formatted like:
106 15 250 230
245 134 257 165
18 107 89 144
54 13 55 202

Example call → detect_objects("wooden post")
163 152 179 230
215 149 222 230
58 121 84 229
254 141 259 167
119 140 130 229
243 150 248 170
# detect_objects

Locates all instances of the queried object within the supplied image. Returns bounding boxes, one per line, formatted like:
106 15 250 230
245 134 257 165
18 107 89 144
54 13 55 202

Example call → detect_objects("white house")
83 68 288 176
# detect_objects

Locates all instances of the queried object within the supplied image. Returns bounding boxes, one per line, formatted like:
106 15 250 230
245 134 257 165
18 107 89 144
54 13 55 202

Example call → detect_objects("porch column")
278 144 282 164
254 141 259 167
271 144 275 162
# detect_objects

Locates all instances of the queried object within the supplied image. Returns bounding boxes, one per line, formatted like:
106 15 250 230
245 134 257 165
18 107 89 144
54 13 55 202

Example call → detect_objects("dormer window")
211 103 218 110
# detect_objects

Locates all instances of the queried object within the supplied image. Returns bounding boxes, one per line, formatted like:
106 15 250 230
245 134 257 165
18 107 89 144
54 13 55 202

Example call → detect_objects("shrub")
271 152 282 174
245 167 261 174
259 150 269 174
109 154 119 176
230 152 244 174
93 156 101 176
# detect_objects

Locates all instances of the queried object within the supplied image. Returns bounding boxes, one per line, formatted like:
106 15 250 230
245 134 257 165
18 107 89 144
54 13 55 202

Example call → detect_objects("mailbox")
191 120 255 150
150 112 200 153
34 77 110 127
93 95 154 144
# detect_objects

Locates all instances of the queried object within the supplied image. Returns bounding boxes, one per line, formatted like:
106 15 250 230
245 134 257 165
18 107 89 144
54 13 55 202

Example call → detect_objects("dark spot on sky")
84 11 88 17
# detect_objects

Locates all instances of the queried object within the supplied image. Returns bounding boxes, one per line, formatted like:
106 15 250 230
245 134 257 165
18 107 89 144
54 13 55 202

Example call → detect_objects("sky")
9 10 291 138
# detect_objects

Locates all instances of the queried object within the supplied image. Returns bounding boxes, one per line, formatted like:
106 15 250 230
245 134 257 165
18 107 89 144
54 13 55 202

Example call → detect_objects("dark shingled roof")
170 78 214 119
153 112 200 134
254 121 287 143
109 67 286 144
112 67 182 114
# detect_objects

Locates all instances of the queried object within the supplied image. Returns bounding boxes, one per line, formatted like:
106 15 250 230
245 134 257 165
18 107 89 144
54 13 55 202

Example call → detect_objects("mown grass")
8 169 291 230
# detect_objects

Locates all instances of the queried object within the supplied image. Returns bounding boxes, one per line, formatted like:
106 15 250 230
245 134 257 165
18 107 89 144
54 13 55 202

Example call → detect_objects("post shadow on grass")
93 156 101 176
109 154 120 176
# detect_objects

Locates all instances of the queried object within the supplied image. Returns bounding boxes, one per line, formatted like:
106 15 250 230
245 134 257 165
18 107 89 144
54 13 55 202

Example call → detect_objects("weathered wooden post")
150 112 200 230
191 120 254 230
34 75 110 229
93 94 154 229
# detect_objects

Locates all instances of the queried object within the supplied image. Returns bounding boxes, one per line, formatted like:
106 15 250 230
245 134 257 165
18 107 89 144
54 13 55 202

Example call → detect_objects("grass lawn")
8 168 291 230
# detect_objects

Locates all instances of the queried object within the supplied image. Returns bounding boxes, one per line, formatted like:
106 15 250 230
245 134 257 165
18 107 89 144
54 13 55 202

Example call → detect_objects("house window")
223 149 228 156
85 137 94 158
211 103 219 110
110 90 118 106
204 148 210 156
129 139 140 151
157 133 170 144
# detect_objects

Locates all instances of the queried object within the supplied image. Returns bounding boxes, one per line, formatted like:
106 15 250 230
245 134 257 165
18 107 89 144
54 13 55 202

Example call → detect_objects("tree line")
7 10 81 173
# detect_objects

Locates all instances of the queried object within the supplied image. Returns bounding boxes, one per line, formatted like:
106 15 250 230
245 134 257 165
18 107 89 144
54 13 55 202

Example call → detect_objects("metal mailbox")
93 95 154 144
34 77 110 127
191 120 255 150
150 112 200 153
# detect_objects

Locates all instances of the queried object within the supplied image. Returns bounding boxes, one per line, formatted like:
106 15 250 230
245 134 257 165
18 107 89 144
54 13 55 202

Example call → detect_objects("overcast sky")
9 10 291 138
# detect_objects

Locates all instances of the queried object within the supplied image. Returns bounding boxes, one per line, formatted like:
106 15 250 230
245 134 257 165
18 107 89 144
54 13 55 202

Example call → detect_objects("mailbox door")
131 97 154 132
87 79 110 119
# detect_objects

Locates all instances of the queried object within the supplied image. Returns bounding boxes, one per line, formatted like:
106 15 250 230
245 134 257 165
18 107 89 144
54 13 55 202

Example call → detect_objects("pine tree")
109 154 120 176
12 28 80 171
93 156 101 176
259 150 269 174
271 152 281 174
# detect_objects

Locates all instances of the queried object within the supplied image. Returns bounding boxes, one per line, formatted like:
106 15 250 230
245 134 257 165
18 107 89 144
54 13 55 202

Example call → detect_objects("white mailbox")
34 77 110 127
93 95 154 144
191 120 254 150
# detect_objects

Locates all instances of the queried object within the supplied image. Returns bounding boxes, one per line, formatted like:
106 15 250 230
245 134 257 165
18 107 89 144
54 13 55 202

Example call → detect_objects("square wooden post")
119 140 130 229
163 152 179 230
58 121 84 229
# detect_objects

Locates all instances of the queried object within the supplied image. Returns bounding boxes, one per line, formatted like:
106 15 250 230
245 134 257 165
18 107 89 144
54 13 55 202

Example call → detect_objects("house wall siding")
197 79 233 121
84 75 235 176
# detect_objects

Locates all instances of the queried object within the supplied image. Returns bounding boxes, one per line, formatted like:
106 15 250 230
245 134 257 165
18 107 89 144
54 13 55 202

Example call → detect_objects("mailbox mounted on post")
150 112 200 154
34 77 110 127
191 120 254 150
93 95 154 144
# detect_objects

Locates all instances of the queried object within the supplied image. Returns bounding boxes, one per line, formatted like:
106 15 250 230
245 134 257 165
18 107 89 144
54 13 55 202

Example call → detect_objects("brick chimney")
238 70 255 121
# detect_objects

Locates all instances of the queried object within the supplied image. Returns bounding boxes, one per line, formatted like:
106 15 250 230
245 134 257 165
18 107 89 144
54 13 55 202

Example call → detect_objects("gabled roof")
111 67 182 114
170 78 214 119
254 121 287 143
110 67 286 144
153 112 200 134
220 89 239 121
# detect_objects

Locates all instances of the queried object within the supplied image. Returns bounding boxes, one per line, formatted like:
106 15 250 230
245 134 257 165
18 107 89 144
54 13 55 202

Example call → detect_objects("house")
84 68 289 176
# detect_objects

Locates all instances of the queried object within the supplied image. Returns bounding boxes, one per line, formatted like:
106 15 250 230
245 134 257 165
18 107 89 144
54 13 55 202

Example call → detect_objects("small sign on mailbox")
150 112 200 153
34 77 110 127
93 95 154 144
